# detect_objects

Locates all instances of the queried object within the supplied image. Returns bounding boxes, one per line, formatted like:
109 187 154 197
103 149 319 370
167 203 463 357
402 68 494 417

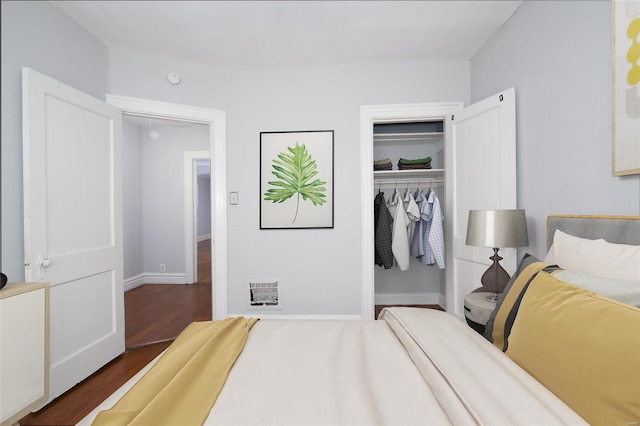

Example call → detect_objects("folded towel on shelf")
398 163 432 170
398 157 432 166
374 158 393 166
374 158 393 171
374 164 393 171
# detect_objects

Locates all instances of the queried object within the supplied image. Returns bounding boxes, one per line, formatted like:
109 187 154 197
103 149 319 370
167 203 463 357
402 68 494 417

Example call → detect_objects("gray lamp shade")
466 209 529 249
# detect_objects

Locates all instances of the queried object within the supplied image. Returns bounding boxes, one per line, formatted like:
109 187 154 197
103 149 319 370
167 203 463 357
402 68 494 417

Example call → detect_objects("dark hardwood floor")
20 240 212 426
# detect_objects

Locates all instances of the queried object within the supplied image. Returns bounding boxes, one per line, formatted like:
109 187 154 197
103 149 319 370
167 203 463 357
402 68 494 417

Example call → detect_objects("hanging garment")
410 189 429 258
388 190 410 271
421 190 445 269
403 188 420 243
374 191 394 269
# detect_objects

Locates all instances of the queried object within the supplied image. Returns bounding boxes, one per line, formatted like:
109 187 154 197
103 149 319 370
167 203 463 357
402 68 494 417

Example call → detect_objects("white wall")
109 49 470 315
221 64 469 316
13 3 631 317
470 0 640 259
142 124 209 278
122 120 144 280
1 1 110 280
197 175 212 239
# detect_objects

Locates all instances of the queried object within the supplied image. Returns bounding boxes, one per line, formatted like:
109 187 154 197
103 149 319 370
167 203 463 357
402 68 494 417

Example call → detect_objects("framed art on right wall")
612 0 640 176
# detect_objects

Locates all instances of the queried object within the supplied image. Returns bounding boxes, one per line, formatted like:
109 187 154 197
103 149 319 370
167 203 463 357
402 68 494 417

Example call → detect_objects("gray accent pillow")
483 253 542 343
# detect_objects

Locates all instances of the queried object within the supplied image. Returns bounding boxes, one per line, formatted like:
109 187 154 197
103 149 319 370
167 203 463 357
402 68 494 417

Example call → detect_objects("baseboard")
123 274 145 292
197 233 211 242
141 273 188 285
438 293 446 310
374 292 442 306
123 273 189 289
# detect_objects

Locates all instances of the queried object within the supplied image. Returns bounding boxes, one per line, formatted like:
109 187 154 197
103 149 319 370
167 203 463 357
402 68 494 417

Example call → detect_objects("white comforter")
80 308 586 425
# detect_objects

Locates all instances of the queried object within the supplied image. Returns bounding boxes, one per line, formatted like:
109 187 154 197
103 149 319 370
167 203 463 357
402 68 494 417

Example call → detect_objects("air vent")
248 281 280 310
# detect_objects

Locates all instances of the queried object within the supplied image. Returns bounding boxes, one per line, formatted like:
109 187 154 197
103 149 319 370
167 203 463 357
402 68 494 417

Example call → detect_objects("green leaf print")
263 142 327 224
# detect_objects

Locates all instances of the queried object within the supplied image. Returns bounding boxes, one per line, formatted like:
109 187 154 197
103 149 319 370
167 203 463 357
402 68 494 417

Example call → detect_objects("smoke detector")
167 72 181 85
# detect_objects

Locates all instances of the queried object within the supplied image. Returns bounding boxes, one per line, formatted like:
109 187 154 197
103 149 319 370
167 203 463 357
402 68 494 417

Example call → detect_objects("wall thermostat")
167 72 181 85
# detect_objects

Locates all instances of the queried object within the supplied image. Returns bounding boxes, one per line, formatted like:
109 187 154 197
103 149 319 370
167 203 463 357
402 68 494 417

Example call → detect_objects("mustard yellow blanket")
92 317 258 426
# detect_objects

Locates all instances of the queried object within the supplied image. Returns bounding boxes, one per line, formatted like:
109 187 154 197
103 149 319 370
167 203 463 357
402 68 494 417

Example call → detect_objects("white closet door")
22 68 124 401
445 88 517 318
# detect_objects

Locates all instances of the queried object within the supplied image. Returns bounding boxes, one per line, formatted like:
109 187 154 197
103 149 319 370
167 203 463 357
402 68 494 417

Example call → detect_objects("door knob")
36 255 50 280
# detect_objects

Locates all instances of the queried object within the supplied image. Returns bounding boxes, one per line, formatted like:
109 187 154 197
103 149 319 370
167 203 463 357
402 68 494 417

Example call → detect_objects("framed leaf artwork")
260 130 334 229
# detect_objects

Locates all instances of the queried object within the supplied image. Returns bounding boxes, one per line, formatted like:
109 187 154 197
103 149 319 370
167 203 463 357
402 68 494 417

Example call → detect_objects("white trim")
142 273 188 285
106 94 228 319
184 151 210 285
123 274 145 292
360 102 463 320
123 273 193 288
197 233 211 242
228 314 362 320
374 292 442 306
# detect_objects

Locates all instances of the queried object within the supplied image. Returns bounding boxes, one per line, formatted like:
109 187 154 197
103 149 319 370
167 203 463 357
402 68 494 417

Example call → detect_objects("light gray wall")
471 0 640 259
109 49 470 315
122 120 144 279
220 63 469 315
1 1 110 281
142 125 209 276
197 175 212 239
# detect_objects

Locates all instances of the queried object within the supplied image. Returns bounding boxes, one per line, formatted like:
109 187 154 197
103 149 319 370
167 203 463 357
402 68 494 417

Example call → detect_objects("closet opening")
372 119 446 318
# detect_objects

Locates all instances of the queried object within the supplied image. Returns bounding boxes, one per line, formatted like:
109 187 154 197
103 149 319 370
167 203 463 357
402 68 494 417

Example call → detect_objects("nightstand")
463 292 497 335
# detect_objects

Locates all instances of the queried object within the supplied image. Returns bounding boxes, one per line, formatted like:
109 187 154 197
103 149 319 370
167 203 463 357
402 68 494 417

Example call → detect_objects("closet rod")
375 179 443 187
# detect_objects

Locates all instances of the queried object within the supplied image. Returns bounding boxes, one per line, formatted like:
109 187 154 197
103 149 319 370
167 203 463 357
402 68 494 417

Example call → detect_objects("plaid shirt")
421 190 445 269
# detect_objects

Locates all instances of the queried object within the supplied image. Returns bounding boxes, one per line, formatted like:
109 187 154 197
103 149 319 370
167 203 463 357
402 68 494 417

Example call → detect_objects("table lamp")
465 209 529 297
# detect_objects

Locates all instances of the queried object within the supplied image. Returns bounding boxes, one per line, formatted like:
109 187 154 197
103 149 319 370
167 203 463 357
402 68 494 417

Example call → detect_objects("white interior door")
445 88 517 318
22 68 124 401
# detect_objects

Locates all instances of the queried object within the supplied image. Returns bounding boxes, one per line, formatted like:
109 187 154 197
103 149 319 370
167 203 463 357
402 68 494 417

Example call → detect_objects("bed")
80 215 640 426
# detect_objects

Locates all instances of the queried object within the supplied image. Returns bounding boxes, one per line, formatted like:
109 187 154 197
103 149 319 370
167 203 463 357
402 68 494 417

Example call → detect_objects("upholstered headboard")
546 215 640 249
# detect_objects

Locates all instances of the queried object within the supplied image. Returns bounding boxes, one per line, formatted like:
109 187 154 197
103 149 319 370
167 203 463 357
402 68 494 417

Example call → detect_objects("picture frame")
612 0 640 176
260 130 334 229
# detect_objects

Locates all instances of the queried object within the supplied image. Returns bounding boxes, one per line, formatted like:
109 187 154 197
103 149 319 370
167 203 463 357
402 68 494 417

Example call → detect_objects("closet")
373 121 446 309
361 89 517 320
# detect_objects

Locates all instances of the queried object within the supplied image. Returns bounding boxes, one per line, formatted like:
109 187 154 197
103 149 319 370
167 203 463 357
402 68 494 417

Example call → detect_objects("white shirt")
387 190 411 271
403 189 421 244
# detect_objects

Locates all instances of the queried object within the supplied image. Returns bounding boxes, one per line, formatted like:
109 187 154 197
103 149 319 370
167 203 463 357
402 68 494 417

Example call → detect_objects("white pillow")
554 271 640 308
544 230 640 281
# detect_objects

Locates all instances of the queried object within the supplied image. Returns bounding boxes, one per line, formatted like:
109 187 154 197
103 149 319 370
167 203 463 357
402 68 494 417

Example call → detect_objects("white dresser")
0 282 49 426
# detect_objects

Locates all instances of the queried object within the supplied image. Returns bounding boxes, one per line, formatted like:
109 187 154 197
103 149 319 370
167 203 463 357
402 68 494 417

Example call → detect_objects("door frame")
360 102 463 320
106 95 228 319
184 152 211 284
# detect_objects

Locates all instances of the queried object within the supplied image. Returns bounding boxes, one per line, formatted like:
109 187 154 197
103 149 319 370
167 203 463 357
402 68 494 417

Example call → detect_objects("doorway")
194 159 212 281
121 117 211 347
107 94 229 320
185 153 211 285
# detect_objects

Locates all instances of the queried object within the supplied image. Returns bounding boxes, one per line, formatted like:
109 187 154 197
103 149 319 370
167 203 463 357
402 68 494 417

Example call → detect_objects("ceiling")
51 1 523 69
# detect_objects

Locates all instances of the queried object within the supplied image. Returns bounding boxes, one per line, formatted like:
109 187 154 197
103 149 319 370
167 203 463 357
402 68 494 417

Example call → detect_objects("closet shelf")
373 132 443 143
374 169 444 181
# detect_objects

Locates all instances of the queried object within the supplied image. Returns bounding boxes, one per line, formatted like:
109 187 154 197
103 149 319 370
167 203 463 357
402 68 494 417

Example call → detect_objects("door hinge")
451 114 454 121
499 94 504 102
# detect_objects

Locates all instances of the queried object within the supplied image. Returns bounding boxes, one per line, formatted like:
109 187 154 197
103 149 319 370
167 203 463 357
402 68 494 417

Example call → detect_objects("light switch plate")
229 192 239 205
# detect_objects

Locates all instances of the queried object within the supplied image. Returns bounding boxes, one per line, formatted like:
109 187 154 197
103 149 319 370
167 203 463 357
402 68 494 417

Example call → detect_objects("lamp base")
480 248 511 294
